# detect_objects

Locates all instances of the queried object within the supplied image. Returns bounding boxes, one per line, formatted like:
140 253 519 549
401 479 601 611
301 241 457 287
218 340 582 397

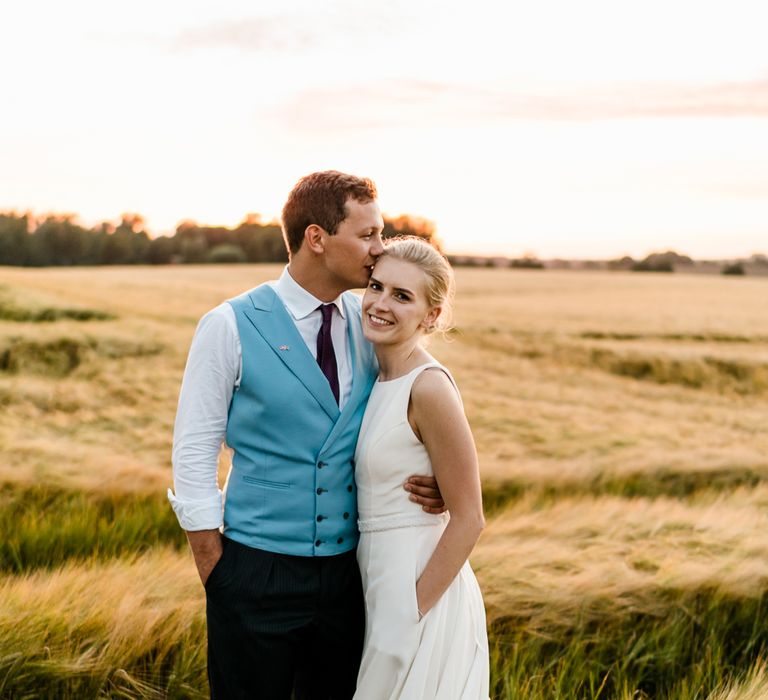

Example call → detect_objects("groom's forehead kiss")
323 197 385 280
281 170 379 257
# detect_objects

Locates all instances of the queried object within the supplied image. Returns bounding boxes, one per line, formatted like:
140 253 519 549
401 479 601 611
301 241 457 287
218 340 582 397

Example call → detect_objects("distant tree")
633 250 692 272
234 219 288 263
633 259 673 272
0 213 31 266
207 244 247 263
511 254 543 269
199 225 231 249
0 209 441 266
147 235 176 264
28 215 90 266
381 215 440 250
99 215 150 264
86 223 111 264
607 255 635 271
131 230 151 263
722 262 745 276
175 222 209 263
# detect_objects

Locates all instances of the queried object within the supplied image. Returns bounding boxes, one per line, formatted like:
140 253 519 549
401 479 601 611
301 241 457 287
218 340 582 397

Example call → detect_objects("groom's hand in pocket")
404 475 447 514
185 529 224 587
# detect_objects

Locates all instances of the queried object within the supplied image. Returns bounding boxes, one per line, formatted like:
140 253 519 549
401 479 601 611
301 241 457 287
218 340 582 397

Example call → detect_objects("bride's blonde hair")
379 236 454 338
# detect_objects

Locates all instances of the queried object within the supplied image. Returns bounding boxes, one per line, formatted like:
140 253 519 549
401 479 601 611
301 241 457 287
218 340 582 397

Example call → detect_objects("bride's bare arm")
409 368 485 617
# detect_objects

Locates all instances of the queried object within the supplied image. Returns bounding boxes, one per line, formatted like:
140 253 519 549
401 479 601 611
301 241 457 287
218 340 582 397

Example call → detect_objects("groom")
168 171 444 699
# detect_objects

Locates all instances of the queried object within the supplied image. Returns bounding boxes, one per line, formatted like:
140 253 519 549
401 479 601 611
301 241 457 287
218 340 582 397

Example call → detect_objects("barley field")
1 264 767 699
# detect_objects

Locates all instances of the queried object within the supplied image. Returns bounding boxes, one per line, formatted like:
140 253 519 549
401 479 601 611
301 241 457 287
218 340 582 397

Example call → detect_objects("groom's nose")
370 234 384 257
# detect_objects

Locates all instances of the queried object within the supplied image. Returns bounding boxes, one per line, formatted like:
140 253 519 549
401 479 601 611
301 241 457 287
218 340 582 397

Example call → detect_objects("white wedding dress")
353 362 490 700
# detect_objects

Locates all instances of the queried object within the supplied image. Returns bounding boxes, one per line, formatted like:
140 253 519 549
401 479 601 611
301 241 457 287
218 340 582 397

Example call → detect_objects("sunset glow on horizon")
2 0 767 259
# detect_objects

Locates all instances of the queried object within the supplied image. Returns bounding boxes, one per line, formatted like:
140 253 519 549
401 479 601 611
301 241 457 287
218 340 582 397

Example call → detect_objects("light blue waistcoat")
223 283 377 556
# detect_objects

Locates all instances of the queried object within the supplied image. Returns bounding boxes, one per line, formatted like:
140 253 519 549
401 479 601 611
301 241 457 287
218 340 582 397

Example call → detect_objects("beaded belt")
357 511 449 533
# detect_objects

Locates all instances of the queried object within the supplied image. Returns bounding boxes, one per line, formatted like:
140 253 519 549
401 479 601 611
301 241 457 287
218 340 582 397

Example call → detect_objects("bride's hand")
404 475 447 514
415 579 433 620
416 581 425 620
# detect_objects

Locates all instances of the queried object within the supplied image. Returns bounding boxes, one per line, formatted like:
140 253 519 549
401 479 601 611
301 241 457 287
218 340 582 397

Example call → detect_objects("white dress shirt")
168 267 354 531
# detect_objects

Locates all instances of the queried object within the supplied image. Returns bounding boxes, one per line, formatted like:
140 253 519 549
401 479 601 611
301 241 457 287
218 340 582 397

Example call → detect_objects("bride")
353 237 489 699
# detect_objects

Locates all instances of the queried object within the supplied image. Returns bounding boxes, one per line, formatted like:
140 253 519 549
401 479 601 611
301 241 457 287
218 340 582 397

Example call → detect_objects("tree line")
0 212 438 267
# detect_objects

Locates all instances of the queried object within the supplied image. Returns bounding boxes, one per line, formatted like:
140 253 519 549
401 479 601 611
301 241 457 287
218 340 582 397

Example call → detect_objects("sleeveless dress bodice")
355 363 451 533
352 362 489 700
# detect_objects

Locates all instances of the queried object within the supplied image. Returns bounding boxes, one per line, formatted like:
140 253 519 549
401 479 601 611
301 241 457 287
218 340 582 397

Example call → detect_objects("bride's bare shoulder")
411 366 459 408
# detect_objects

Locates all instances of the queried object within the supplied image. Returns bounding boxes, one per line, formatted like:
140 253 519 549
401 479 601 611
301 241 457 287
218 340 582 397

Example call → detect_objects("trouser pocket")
204 537 231 593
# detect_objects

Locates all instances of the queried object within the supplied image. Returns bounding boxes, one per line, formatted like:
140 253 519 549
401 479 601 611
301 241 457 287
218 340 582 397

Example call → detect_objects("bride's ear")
422 306 442 332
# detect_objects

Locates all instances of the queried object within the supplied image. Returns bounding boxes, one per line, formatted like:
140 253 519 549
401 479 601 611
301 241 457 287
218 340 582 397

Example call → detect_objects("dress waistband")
357 512 449 533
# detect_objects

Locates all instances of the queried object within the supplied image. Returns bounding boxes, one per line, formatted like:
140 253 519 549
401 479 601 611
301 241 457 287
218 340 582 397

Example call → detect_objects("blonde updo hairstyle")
378 236 455 341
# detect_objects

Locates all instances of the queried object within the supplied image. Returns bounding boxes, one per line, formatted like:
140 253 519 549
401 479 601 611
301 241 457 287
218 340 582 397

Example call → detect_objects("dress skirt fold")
354 524 489 699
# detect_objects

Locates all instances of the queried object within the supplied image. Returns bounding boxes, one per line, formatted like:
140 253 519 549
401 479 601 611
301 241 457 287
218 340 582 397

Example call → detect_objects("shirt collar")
274 266 346 321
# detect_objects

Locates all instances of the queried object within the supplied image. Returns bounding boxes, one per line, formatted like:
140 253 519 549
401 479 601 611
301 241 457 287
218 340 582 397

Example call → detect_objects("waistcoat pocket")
242 475 292 489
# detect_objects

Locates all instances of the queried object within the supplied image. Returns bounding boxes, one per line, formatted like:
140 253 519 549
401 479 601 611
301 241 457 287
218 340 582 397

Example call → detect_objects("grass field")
1 264 767 698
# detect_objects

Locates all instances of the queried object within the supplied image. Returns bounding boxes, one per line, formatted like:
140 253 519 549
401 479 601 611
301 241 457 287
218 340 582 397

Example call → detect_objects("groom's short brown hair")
281 171 378 256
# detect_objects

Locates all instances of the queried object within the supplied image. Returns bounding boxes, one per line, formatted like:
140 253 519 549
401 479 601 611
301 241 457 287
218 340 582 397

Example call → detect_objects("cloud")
269 78 768 130
696 182 768 199
594 80 768 119
171 2 415 53
174 18 316 52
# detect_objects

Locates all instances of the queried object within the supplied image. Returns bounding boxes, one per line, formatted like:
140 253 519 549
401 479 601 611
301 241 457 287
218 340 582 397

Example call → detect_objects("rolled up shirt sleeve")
169 303 241 531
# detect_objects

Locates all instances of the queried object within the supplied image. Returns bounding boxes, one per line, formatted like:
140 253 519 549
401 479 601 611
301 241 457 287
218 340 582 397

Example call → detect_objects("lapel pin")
278 345 290 351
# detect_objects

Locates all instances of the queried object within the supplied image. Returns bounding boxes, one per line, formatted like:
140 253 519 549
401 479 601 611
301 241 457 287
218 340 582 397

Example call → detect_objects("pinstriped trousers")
205 536 364 700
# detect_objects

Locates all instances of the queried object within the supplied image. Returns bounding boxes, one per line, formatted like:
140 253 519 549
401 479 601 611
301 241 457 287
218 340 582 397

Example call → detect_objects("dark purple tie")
316 304 340 404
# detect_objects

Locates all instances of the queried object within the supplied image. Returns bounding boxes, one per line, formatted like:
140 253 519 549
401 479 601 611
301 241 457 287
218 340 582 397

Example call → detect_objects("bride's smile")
367 314 394 327
362 256 441 347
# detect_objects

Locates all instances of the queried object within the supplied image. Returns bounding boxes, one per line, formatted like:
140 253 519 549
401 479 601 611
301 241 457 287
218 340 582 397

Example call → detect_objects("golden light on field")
2 265 768 697
1 1 768 258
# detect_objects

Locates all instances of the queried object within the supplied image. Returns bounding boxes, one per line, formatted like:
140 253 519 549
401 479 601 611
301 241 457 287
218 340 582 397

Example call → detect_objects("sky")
1 0 767 258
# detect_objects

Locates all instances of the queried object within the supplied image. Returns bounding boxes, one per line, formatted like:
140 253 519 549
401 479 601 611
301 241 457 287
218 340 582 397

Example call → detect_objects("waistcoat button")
317 515 324 522
317 487 326 495
337 538 344 544
317 461 326 469
315 539 322 546
343 512 350 519
346 485 353 492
